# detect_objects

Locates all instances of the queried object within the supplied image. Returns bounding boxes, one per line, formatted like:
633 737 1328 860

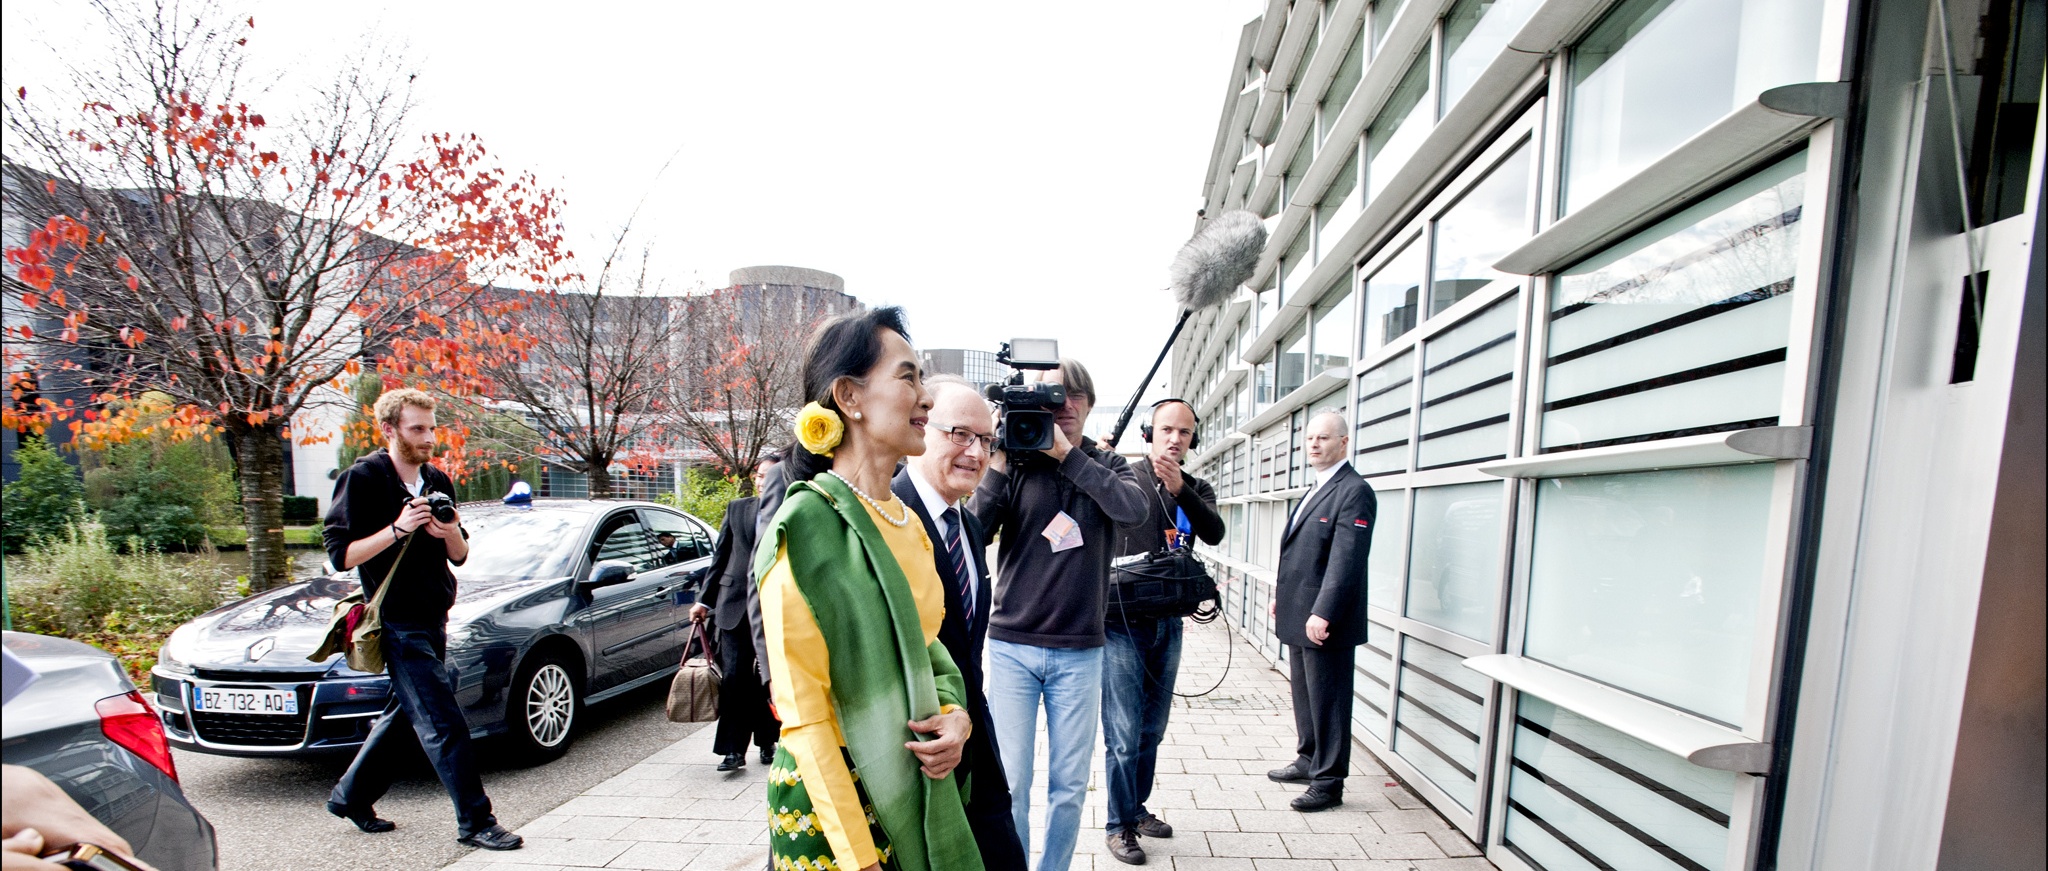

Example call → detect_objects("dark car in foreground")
149 498 717 762
3 630 220 871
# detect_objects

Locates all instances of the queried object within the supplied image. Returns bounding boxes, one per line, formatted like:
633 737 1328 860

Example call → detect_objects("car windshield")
452 507 586 581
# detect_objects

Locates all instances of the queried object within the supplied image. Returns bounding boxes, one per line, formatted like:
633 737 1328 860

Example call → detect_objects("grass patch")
8 516 234 683
207 525 323 549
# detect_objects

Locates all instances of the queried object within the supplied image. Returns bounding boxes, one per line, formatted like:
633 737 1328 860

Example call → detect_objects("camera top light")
1005 338 1060 370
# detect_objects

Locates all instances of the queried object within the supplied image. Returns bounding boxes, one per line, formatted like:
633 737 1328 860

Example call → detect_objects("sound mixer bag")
1109 548 1219 619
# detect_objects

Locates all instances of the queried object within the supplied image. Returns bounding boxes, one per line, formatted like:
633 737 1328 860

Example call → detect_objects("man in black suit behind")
1267 410 1377 812
891 375 1027 871
691 452 784 771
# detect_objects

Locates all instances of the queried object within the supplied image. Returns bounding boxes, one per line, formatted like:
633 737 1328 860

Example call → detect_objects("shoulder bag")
665 618 722 723
308 534 413 674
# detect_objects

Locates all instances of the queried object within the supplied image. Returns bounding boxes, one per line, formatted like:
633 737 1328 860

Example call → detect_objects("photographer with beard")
320 388 521 852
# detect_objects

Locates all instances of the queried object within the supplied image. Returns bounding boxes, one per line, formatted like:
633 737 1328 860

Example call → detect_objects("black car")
3 631 220 871
149 498 717 761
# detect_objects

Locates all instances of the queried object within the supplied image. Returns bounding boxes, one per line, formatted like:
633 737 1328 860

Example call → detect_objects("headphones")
1139 397 1201 452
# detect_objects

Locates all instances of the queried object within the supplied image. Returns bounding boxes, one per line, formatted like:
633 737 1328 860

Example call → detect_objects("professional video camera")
983 338 1065 453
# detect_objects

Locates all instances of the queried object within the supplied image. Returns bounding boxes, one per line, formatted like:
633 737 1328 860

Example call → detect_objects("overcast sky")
3 1 1257 433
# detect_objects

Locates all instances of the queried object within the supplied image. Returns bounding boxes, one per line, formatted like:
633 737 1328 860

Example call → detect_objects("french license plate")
193 687 298 716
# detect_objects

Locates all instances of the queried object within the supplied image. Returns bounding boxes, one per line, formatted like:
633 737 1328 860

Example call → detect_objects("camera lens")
1006 410 1053 453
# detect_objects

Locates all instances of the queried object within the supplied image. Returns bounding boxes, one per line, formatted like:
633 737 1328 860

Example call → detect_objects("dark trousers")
712 624 779 755
1101 616 1182 833
331 623 495 835
963 721 1028 871
1286 642 1356 789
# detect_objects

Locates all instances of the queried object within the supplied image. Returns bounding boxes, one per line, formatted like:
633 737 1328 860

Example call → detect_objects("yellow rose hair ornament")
794 402 845 458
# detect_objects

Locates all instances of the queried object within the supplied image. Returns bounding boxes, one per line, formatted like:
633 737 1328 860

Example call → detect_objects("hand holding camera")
419 491 460 540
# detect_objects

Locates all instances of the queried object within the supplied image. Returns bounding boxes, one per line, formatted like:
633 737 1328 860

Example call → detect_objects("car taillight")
96 691 178 783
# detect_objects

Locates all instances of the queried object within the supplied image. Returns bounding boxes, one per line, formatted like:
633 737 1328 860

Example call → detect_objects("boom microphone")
1106 210 1269 449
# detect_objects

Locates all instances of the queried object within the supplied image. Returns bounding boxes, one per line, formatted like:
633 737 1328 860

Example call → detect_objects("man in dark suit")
691 452 784 771
1268 410 1376 812
890 375 1027 871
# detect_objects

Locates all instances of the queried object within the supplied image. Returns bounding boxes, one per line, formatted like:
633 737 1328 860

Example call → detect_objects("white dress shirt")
1287 460 1351 534
906 464 975 608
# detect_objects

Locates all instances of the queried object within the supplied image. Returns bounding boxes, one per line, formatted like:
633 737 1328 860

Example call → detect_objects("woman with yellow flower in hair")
756 306 983 871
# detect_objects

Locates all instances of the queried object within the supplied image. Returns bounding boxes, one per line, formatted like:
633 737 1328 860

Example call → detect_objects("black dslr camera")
423 491 458 524
983 338 1064 453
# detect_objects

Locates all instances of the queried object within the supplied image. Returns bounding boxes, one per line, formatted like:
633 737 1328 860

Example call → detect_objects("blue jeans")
330 623 495 835
988 638 1101 871
1101 617 1181 833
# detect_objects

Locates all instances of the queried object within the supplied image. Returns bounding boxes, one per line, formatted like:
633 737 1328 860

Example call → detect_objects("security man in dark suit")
890 375 1028 871
1267 410 1376 811
691 452 784 771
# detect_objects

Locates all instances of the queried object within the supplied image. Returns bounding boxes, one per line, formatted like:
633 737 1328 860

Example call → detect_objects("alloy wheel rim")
525 663 574 747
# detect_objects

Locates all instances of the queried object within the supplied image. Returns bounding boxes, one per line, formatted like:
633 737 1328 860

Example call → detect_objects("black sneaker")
1135 813 1173 838
1106 829 1146 865
325 800 394 833
760 745 776 765
1290 784 1344 812
458 825 523 851
718 752 745 771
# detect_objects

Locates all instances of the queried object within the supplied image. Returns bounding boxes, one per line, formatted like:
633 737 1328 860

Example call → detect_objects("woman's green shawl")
753 474 983 871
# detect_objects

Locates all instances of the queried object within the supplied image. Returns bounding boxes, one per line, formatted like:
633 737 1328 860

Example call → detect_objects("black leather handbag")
1108 548 1220 619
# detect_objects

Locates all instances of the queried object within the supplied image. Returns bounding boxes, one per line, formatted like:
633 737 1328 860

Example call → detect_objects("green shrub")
2 436 84 553
7 515 231 640
660 465 744 525
281 495 320 524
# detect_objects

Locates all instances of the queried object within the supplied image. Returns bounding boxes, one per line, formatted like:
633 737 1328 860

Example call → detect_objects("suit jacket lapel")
1285 475 1341 545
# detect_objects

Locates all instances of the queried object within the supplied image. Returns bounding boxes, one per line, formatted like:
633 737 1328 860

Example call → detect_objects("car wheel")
508 651 579 762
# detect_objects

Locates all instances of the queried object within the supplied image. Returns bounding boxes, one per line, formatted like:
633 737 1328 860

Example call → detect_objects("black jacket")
321 449 466 625
1114 460 1226 557
971 438 1148 649
698 496 760 632
1274 463 1377 648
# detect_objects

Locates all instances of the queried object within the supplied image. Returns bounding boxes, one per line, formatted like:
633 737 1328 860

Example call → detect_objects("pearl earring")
852 411 862 420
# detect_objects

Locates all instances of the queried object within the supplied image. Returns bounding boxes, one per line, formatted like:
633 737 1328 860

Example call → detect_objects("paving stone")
1252 860 1337 870
1428 830 1482 858
1172 857 1258 870
542 815 633 839
1369 809 1453 835
1356 832 1448 860
1281 832 1369 859
616 817 700 842
603 842 707 870
1208 832 1289 858
1233 809 1314 833
680 843 766 870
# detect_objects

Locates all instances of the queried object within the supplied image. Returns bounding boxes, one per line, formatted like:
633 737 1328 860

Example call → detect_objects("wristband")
392 524 410 542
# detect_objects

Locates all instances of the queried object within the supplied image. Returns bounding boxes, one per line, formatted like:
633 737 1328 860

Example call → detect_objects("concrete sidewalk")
444 617 1494 870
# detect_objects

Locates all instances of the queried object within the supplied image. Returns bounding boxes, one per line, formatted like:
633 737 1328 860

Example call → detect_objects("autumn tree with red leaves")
2 2 566 589
670 285 842 490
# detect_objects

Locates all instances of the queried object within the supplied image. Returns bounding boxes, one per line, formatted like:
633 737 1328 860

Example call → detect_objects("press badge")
1041 511 1084 552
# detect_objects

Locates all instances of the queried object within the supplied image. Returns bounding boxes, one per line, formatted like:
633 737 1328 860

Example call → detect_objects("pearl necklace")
828 471 911 527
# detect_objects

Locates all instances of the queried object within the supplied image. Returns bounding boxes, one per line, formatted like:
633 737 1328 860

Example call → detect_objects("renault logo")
247 636 276 662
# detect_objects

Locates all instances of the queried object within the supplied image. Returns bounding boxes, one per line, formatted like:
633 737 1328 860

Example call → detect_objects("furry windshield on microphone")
1169 209 1267 312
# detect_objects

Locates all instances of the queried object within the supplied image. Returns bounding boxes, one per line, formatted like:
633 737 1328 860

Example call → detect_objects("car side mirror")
583 560 633 591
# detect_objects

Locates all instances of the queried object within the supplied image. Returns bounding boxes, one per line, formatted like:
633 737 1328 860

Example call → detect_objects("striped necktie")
942 507 973 626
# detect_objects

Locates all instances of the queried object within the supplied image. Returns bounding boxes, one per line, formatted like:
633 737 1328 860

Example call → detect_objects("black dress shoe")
1290 785 1344 812
1106 829 1146 865
458 825 524 851
760 745 775 765
326 800 395 833
1135 813 1173 838
718 752 745 771
1267 762 1311 783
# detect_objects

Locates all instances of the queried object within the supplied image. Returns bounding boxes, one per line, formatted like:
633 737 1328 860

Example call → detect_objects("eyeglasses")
935 424 997 453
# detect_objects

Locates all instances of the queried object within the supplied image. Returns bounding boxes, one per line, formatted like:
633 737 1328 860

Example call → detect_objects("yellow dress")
762 491 956 869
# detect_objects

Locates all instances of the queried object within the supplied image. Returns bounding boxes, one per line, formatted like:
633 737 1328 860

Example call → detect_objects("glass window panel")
1506 694 1737 871
1418 295 1518 469
1282 228 1314 290
1353 350 1414 476
1366 488 1408 612
1371 0 1407 50
1255 356 1276 409
1405 481 1505 643
1543 152 1804 452
1311 288 1354 372
1316 148 1362 241
1525 464 1774 725
1356 621 1400 741
1564 0 1824 211
1366 58 1431 202
1430 141 1532 314
1393 637 1488 809
1278 323 1309 396
1440 0 1545 114
1321 29 1367 144
1362 239 1425 355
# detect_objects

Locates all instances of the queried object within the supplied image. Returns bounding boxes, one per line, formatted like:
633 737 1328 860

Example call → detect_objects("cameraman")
321 388 521 851
1101 399 1223 864
972 359 1146 871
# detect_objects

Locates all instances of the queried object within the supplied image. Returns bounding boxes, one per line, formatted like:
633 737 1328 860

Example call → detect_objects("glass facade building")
1176 0 2043 868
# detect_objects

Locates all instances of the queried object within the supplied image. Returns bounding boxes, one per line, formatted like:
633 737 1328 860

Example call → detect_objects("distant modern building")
918 348 1005 387
1173 2 2041 871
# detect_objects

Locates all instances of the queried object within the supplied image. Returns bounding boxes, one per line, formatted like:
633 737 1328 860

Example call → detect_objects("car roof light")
95 690 178 783
504 481 533 505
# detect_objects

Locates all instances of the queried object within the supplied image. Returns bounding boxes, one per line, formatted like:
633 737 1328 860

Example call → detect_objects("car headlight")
156 646 194 676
